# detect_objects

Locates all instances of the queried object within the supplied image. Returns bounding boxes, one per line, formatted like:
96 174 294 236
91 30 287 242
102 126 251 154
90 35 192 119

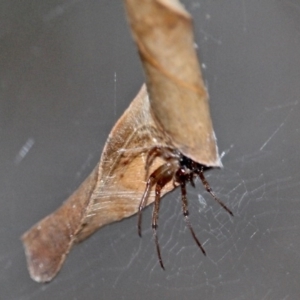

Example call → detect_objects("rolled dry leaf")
22 85 174 282
124 0 221 167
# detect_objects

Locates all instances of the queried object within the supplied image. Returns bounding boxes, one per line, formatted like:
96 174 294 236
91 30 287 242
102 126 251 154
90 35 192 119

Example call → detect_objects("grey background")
1 0 300 299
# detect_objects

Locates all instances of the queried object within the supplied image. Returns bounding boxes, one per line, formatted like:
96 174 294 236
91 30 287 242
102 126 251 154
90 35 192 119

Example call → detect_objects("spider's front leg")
138 162 177 236
138 146 179 236
144 146 179 179
151 165 176 270
138 159 178 269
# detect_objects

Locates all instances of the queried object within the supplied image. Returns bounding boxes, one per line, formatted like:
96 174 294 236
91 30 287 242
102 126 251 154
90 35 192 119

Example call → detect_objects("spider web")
2 0 300 299
73 100 298 300
67 1 300 299
52 1 300 297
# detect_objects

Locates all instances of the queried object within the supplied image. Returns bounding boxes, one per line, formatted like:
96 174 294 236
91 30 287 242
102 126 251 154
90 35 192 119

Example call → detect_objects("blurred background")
1 0 300 299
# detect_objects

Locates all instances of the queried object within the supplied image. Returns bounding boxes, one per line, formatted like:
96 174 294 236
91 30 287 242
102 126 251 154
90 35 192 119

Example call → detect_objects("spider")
138 146 233 269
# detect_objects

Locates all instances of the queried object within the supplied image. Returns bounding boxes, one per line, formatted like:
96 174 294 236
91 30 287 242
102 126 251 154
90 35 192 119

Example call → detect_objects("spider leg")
180 179 206 255
144 147 162 178
138 176 156 237
198 167 233 216
145 146 178 178
151 165 175 270
152 183 164 270
138 162 176 237
189 174 196 188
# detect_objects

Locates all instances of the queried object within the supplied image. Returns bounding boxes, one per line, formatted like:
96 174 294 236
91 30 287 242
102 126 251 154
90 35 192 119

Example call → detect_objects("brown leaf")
22 164 99 282
125 0 221 167
74 85 174 242
22 85 174 282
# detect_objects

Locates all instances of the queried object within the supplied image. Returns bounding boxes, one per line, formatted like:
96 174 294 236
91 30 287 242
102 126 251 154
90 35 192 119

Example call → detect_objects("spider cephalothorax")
138 146 233 269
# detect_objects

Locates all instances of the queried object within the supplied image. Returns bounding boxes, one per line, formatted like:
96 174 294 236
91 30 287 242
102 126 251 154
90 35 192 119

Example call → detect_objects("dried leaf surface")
75 85 174 241
125 0 221 166
22 85 174 282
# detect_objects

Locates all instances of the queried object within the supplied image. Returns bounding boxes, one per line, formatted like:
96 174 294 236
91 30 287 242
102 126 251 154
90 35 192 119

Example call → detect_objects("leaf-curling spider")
138 146 233 269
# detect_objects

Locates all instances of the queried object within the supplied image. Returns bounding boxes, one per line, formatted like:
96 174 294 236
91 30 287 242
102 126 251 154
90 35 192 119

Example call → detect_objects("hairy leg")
179 179 206 255
151 165 175 270
138 162 177 237
145 146 179 178
198 167 233 216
